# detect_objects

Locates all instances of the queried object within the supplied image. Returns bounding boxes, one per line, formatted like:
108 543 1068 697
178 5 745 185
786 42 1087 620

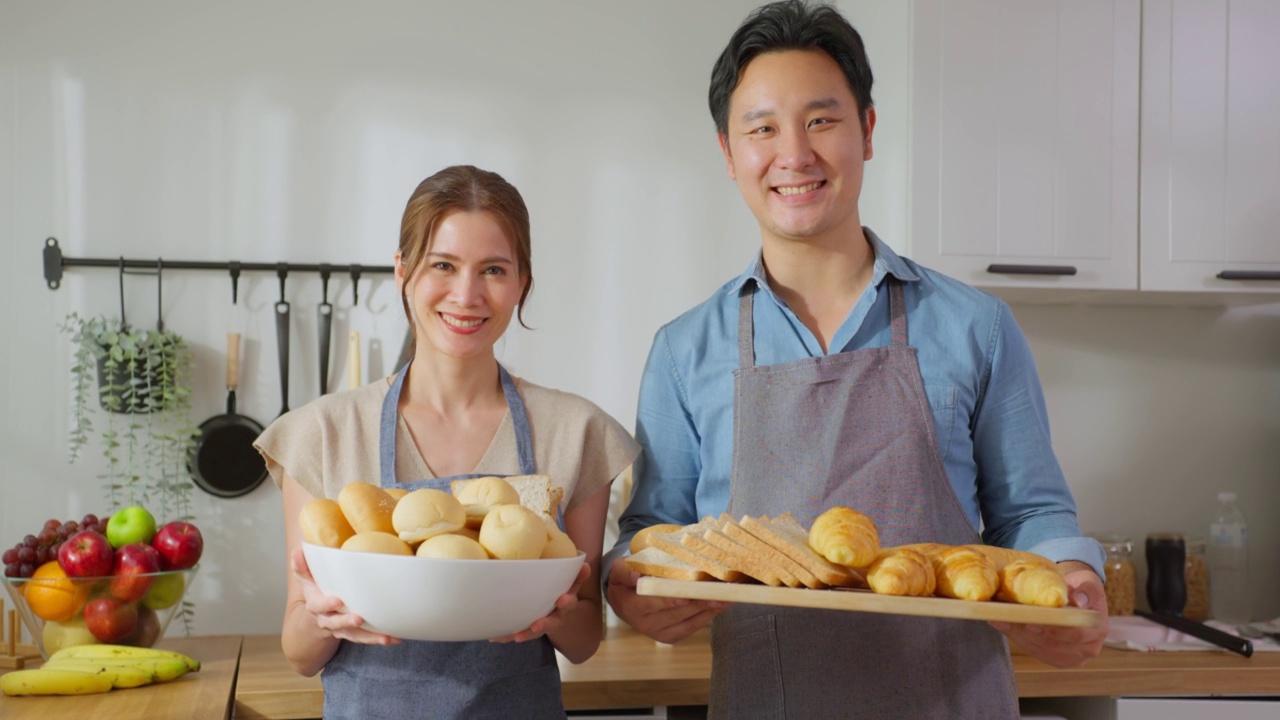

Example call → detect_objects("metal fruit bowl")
1 566 198 659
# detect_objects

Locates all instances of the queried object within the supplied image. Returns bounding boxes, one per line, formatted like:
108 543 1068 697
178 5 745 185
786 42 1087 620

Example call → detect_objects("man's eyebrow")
739 97 842 125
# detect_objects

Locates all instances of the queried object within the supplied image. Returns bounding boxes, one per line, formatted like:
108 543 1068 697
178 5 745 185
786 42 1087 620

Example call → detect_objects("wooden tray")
637 577 1100 628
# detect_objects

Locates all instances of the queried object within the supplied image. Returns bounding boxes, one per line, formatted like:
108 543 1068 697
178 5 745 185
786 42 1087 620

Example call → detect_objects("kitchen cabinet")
1139 0 1280 293
908 0 1141 290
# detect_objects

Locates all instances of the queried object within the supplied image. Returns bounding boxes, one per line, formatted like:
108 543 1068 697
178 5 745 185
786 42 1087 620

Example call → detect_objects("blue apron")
321 361 567 720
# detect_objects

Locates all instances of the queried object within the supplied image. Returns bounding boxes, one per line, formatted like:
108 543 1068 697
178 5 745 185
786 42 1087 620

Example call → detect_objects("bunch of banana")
1 644 200 697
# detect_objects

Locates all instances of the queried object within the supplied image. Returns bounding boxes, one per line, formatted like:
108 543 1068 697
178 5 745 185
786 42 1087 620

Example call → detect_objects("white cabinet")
908 0 1141 290
1140 0 1280 293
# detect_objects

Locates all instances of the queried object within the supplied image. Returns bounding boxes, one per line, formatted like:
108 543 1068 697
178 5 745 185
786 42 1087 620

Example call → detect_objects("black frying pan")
189 333 268 498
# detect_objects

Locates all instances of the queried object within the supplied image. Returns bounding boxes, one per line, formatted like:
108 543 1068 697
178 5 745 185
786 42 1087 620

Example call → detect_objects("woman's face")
397 210 527 362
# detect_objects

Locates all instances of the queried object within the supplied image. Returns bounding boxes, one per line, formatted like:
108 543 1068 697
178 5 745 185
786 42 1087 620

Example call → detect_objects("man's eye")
809 117 832 128
749 125 774 135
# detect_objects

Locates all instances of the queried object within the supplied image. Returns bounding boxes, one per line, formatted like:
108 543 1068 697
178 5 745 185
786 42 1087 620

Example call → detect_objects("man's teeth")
442 315 483 328
776 182 822 196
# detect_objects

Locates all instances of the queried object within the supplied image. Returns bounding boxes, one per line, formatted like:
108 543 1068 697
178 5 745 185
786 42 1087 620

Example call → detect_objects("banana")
39 659 156 689
1 668 114 696
48 644 201 672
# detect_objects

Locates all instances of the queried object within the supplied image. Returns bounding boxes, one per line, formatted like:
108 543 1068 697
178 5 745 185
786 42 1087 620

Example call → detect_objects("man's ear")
717 132 737 180
862 107 877 161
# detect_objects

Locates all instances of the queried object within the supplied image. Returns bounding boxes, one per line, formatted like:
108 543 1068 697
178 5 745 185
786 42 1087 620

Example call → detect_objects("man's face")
719 49 875 249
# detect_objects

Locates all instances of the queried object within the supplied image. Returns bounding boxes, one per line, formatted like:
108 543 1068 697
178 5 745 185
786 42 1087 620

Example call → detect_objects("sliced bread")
740 513 864 588
625 546 711 581
719 515 822 589
684 520 788 587
647 518 746 583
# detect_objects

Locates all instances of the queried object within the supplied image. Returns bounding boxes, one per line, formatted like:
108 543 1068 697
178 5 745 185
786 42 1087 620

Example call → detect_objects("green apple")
142 572 186 610
42 615 101 655
106 505 157 548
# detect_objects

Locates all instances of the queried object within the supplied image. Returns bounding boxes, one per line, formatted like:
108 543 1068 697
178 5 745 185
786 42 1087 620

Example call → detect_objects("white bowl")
302 542 584 642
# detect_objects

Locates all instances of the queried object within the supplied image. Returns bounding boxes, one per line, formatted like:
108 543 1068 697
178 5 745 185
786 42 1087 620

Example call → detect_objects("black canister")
1145 532 1187 615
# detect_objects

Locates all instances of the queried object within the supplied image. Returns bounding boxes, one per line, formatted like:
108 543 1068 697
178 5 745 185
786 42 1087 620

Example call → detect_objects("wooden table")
0 635 242 720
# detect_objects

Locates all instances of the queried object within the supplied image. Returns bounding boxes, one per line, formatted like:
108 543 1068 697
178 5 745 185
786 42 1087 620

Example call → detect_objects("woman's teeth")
776 182 822 196
442 315 483 328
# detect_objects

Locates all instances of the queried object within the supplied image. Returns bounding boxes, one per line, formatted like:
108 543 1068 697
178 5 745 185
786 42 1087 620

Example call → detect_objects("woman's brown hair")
398 165 533 328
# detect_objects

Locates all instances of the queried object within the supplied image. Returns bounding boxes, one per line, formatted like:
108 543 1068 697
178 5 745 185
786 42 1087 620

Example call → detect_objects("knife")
1135 609 1254 658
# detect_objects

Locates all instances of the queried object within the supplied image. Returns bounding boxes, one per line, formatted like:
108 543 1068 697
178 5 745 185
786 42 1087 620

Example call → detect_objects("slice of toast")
740 513 864 588
625 546 711 581
702 515 799 587
647 518 746 583
719 515 823 589
449 475 562 523
683 520 788 587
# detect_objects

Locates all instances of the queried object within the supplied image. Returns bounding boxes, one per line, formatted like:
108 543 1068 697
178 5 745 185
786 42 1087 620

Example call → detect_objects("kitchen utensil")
1135 609 1253 657
637 577 1100 628
317 266 333 395
275 267 290 416
348 331 361 390
188 333 268 498
1145 533 1187 615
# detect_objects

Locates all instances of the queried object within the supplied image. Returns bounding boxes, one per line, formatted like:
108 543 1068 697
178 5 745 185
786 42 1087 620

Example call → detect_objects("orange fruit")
24 561 88 622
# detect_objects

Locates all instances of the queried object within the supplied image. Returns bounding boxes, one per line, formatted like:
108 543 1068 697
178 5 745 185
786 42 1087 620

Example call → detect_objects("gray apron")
709 280 1019 719
321 361 567 720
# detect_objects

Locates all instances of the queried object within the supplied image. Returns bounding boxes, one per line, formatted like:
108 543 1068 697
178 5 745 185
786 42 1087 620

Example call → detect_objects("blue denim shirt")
608 230 1104 581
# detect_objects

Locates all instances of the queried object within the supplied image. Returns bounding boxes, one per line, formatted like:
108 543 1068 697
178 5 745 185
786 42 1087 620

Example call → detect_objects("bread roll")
416 533 489 560
385 487 410 502
392 489 466 544
996 560 1068 607
479 504 547 559
866 547 936 597
451 527 481 542
337 482 398 535
809 506 880 569
341 531 413 555
904 544 999 602
298 498 355 548
541 520 579 559
452 476 520 529
629 523 684 555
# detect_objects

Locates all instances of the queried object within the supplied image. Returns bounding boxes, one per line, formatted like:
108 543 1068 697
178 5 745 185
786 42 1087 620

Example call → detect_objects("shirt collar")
724 227 920 297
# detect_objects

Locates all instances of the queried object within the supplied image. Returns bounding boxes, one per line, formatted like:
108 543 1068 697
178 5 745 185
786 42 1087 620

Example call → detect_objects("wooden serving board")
637 577 1100 628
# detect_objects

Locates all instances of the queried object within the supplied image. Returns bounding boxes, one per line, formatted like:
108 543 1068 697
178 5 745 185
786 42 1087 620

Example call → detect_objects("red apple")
108 543 161 602
151 521 203 571
123 604 161 647
83 596 138 643
57 530 114 578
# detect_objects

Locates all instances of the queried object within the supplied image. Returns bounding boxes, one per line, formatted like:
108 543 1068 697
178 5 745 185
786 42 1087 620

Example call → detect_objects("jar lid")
1091 533 1132 554
1185 535 1206 553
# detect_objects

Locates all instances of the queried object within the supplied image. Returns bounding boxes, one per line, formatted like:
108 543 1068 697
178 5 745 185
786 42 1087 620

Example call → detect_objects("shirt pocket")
924 385 958 461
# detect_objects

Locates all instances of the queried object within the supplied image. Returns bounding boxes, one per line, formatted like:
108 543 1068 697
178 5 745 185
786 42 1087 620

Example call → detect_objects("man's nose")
776 126 816 170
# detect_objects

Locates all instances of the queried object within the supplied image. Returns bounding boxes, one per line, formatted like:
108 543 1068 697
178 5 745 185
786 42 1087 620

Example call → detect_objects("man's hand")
606 555 726 644
990 561 1108 668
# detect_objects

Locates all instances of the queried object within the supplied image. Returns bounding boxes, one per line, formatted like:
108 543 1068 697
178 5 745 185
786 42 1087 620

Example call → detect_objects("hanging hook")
350 264 363 306
320 263 331 303
229 261 242 304
156 258 164 332
118 257 127 329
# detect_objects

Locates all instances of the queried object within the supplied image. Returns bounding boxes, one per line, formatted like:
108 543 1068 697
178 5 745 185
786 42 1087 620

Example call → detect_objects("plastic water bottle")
1208 491 1250 625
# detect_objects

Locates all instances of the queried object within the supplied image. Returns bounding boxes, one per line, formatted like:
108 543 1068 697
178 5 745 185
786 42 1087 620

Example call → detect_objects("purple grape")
38 528 58 545
17 547 36 564
1 548 17 564
23 535 38 548
18 562 34 577
4 563 19 577
43 519 61 531
82 514 100 527
35 547 49 564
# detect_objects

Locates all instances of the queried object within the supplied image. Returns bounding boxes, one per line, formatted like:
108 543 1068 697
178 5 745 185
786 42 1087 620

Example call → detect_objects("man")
605 1 1109 718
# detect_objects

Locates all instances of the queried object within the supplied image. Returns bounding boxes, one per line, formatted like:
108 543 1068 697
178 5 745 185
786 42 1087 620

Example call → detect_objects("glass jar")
1095 534 1136 616
1183 535 1211 621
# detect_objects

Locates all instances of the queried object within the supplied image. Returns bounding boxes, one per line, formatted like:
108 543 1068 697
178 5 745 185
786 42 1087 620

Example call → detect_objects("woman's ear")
394 251 406 292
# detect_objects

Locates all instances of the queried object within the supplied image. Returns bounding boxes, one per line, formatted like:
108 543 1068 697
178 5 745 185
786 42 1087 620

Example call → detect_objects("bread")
384 487 410 501
391 489 466 544
809 506 879 569
478 504 547 559
646 519 746 582
625 546 711 581
415 533 489 560
720 516 823 589
451 474 563 524
337 482 398 535
452 527 481 542
740 514 863 587
298 498 355 548
540 520 579 559
683 519 789 586
701 517 797 586
903 544 999 601
341 531 413 555
996 559 1068 607
628 523 685 555
865 547 936 597
452 476 521 529
964 544 1055 571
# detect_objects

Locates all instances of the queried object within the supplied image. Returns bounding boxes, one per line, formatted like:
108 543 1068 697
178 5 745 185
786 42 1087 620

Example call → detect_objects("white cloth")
1105 615 1280 652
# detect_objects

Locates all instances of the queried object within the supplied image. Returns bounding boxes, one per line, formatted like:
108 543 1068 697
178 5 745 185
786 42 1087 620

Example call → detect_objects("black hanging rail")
42 237 394 304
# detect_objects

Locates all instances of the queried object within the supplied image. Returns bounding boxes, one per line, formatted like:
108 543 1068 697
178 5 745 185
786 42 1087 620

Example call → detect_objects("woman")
256 165 639 720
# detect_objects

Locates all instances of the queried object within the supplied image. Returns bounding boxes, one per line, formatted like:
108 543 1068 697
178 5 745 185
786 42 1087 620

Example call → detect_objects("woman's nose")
448 274 483 306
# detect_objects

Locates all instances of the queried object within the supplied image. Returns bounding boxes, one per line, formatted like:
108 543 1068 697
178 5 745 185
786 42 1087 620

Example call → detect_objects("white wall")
2 1 1277 638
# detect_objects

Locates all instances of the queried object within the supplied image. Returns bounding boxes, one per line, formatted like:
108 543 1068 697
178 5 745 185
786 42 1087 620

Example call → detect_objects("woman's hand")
990 561 1109 668
490 561 591 644
291 547 400 646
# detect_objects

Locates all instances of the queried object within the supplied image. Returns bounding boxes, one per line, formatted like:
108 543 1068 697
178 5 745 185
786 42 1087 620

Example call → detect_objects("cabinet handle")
1217 270 1280 281
986 264 1077 276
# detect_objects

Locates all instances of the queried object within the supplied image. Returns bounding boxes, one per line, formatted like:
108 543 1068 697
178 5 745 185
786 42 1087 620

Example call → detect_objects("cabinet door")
910 0 1140 289
1141 0 1280 292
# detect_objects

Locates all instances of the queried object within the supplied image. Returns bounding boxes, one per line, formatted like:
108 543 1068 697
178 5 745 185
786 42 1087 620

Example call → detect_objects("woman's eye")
483 266 507 276
432 262 453 271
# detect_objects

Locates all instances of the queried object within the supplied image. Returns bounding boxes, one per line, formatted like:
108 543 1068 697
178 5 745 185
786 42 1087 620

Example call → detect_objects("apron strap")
888 280 908 347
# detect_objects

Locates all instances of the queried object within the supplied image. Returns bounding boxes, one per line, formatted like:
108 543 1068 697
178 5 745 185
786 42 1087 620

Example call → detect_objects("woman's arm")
281 474 398 676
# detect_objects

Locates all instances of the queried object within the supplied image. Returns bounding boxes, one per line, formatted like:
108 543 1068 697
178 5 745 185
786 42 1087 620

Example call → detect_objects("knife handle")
1135 609 1254 658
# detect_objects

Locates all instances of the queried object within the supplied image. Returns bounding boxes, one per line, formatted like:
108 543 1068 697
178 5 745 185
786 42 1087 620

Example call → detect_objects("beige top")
254 375 640 514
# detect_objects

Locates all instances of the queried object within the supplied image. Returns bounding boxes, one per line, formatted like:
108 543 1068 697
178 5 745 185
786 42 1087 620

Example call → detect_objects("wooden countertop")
236 628 1280 718
0 635 242 720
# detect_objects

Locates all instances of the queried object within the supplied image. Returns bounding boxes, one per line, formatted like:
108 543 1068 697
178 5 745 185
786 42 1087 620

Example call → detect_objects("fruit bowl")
1 566 199 660
302 542 584 642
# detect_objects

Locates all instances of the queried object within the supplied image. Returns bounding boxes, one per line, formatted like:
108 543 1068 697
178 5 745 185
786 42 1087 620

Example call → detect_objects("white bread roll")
451 527 481 542
453 476 521 529
298 498 355 548
392 489 466 544
341 531 413 555
385 487 410 502
416 533 490 560
541 519 579 559
479 504 547 560
337 482 398 535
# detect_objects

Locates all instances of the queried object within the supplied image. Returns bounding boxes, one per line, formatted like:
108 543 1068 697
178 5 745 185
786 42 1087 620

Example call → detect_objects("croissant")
963 544 1055 571
903 544 998 601
808 507 879 569
995 559 1069 607
866 547 936 597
